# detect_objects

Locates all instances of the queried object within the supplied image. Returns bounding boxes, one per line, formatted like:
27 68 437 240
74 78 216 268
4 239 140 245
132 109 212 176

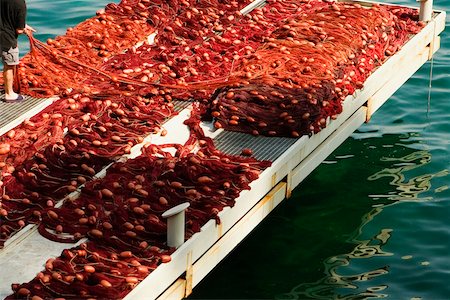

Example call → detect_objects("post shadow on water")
189 132 450 300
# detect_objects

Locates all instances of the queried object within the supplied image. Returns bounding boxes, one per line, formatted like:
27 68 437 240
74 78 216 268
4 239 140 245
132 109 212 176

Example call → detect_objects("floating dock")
0 0 445 299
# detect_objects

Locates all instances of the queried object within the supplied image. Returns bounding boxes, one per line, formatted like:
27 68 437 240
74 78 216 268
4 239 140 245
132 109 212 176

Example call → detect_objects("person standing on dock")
0 0 35 103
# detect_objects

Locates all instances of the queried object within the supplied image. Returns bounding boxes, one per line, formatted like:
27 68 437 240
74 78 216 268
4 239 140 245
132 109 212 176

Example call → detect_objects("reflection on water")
277 149 448 300
277 227 392 300
368 151 448 202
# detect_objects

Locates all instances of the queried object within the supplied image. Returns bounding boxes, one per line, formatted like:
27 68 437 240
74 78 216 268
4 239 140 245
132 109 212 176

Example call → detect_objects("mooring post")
162 202 190 248
418 0 433 22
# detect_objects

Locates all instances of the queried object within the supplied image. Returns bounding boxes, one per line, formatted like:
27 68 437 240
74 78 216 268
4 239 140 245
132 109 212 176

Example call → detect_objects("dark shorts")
1 47 20 66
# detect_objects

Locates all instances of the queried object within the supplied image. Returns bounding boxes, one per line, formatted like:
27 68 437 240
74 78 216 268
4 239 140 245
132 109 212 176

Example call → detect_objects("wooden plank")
433 11 446 36
1 224 37 252
185 251 194 297
289 107 367 190
0 233 82 299
155 182 287 300
430 36 441 58
157 279 187 300
240 0 266 15
339 0 445 13
366 46 430 120
191 182 286 287
429 11 446 59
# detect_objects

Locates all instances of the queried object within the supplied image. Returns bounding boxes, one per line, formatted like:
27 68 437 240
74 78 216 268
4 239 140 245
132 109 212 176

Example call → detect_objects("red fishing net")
7 105 271 299
0 0 425 298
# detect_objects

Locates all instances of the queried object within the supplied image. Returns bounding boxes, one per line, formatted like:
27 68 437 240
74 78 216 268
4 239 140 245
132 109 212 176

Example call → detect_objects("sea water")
21 0 450 299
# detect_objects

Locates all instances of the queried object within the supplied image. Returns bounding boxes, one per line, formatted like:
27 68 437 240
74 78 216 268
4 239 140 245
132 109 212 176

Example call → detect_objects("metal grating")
172 100 192 112
0 93 54 129
213 130 298 162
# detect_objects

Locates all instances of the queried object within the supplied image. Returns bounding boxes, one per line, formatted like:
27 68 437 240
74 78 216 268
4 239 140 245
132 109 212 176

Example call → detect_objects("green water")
22 0 450 299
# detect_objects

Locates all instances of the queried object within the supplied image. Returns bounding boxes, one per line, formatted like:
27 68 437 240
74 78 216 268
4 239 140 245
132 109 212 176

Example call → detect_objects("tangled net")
207 2 422 136
0 0 425 298
100 1 423 136
10 0 254 97
7 106 271 299
0 93 176 247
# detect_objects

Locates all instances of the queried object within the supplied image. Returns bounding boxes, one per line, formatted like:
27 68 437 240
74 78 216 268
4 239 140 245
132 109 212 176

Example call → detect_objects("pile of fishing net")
0 93 175 247
10 0 254 97
204 2 422 136
100 0 423 136
6 107 271 299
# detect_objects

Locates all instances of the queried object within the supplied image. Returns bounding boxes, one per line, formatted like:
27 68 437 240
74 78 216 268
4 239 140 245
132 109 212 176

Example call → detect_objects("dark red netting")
6 105 271 299
206 2 422 136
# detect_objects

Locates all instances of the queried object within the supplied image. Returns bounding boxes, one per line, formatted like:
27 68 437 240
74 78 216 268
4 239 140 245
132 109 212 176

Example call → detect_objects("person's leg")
3 64 18 99
1 47 22 101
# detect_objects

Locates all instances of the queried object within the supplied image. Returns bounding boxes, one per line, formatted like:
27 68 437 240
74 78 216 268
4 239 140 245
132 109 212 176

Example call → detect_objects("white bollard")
418 0 434 22
162 202 190 248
